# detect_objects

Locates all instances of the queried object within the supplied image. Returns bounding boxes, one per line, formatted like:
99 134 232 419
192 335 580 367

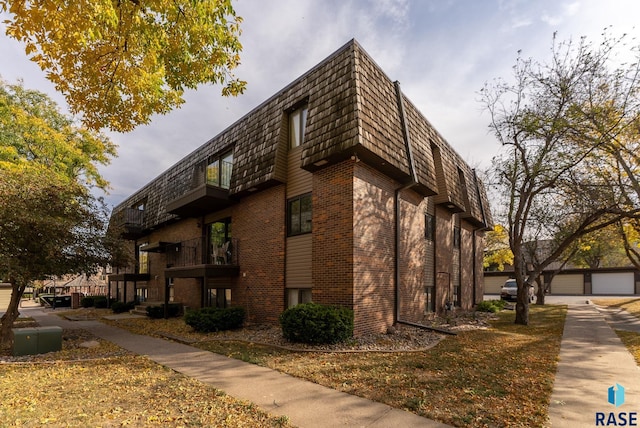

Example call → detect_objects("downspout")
393 81 418 325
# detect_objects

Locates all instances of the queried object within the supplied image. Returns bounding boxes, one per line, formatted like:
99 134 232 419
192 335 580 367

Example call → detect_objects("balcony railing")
166 160 234 217
108 258 151 281
112 207 145 238
166 237 238 268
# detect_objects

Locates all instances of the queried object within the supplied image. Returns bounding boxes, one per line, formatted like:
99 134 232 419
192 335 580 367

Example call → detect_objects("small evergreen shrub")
184 307 245 332
146 303 182 319
93 296 109 308
81 296 95 308
279 303 354 344
111 301 136 314
476 299 506 313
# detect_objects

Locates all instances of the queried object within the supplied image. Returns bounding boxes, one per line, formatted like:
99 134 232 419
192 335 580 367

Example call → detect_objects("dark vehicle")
500 279 535 303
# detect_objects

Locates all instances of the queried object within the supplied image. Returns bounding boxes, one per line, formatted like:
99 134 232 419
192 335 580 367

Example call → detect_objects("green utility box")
12 326 63 356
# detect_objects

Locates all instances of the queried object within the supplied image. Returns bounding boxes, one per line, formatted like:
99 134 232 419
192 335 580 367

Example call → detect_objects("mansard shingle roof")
112 39 492 231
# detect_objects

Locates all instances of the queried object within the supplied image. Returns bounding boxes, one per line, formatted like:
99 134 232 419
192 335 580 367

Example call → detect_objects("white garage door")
592 272 635 295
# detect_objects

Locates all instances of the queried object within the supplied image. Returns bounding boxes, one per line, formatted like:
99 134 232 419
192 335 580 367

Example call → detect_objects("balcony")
107 259 151 282
165 237 239 278
112 207 145 239
167 160 234 217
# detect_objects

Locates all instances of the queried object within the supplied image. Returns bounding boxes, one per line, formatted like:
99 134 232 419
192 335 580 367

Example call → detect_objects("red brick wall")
352 163 396 335
142 219 200 303
233 185 286 325
474 230 486 304
313 161 355 309
460 223 474 309
397 190 428 324
174 278 201 309
435 206 454 313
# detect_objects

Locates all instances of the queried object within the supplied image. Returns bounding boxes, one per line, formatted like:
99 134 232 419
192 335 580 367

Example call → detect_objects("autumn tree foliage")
0 0 246 132
0 80 115 350
481 31 640 325
483 224 514 272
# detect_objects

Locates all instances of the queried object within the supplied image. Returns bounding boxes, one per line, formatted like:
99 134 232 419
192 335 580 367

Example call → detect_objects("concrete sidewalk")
547 304 640 427
23 305 451 428
19 302 640 427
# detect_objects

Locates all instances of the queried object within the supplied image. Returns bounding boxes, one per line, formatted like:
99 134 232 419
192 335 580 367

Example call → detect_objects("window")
288 193 312 236
168 278 174 302
289 106 308 148
207 288 231 308
425 214 435 241
137 244 149 274
287 288 312 308
207 218 232 264
453 226 461 249
206 150 233 189
135 287 147 303
425 286 435 313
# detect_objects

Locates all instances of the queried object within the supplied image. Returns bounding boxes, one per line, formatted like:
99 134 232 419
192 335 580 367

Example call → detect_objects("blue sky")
1 0 639 208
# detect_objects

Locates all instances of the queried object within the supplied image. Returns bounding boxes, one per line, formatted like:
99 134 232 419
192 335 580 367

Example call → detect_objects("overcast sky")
1 0 639 209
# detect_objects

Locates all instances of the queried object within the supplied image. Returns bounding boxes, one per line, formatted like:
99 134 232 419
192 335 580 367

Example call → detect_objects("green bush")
111 301 136 314
93 296 110 308
279 303 354 344
476 299 506 313
146 303 182 319
184 307 245 332
81 296 95 308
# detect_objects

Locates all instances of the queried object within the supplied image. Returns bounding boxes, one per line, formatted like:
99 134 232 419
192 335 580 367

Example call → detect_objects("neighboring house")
108 40 493 335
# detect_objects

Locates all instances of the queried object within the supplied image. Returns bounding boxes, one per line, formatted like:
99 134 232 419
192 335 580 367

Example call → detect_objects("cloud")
3 0 640 209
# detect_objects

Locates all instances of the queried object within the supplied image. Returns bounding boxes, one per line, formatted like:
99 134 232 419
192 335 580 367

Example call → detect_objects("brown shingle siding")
109 39 493 337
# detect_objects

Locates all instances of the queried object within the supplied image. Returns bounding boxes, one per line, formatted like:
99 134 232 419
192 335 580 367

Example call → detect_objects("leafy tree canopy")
1 0 245 132
481 30 640 324
483 224 514 271
0 80 115 349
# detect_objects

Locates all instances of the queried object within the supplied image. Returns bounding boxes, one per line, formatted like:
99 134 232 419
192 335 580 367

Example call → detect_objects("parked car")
500 279 535 303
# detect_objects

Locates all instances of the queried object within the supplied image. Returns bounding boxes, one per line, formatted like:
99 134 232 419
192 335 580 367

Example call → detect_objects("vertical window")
137 244 149 274
453 226 461 249
207 288 231 308
206 150 233 189
136 288 147 303
288 193 312 236
425 214 435 241
425 286 435 313
289 106 308 148
168 278 174 302
287 288 312 308
207 219 232 264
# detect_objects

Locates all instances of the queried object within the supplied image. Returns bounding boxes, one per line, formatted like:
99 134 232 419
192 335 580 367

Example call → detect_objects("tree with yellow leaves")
1 0 245 132
483 224 514 271
0 80 116 350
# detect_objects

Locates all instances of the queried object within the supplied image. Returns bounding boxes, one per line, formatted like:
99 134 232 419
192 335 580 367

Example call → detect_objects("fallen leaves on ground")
102 305 566 427
0 354 291 427
260 305 566 427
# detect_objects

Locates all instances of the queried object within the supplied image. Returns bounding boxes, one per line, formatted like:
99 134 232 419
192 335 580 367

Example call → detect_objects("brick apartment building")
108 39 493 335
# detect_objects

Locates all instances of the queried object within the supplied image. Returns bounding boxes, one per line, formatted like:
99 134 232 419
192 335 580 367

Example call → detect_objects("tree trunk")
0 282 26 351
515 290 530 325
510 254 530 325
535 277 545 305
